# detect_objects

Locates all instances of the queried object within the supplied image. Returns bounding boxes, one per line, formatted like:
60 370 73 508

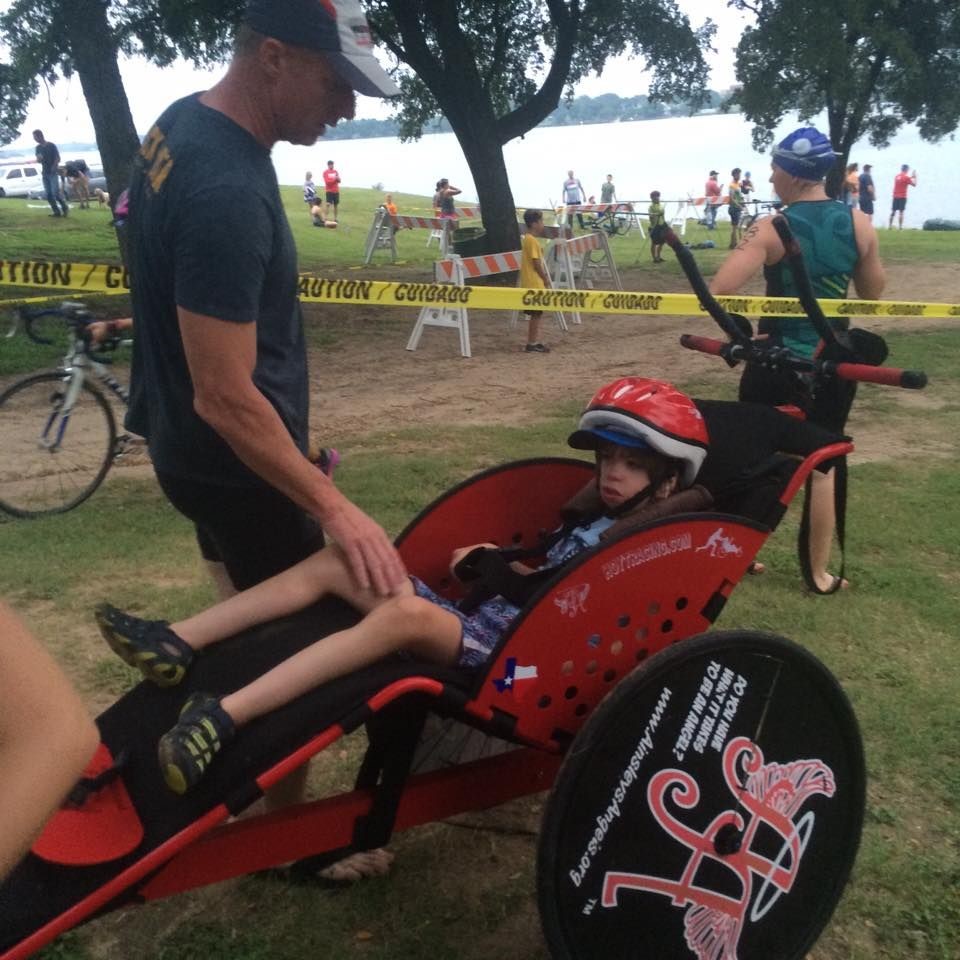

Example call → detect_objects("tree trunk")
452 123 520 254
61 0 140 236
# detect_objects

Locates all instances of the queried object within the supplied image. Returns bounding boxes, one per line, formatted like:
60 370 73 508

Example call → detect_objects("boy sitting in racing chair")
96 379 714 794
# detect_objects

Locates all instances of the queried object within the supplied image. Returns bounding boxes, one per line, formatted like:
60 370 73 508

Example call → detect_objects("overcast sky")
2 0 749 150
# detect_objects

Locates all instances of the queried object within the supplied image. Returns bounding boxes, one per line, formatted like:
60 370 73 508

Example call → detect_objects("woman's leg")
174 543 385 651
222 593 461 726
808 468 845 591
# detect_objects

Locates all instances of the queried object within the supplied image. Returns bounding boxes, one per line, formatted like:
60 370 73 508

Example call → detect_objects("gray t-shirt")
126 94 308 486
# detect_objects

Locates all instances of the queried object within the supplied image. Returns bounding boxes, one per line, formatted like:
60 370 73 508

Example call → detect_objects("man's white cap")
244 0 400 98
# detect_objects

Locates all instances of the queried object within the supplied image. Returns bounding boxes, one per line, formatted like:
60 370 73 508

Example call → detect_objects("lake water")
272 111 954 228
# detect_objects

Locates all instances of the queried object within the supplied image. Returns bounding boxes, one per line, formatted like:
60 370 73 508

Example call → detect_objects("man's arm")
851 210 885 299
708 216 780 294
178 308 406 594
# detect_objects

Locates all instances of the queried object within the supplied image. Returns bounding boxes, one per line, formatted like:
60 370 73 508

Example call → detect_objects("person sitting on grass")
95 378 709 795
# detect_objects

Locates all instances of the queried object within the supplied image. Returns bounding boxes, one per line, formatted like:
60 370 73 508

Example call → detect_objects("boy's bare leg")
222 590 460 726
178 544 374 651
526 312 542 346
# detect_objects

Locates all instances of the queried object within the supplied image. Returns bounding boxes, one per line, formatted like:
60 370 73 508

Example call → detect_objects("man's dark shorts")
859 199 874 215
325 190 339 204
156 471 325 591
729 205 742 225
891 197 907 212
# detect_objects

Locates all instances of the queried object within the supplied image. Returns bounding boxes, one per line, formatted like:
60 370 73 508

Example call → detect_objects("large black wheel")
538 630 865 960
0 372 117 517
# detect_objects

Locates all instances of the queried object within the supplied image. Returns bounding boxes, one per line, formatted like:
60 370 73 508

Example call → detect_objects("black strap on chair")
65 748 131 808
454 545 562 614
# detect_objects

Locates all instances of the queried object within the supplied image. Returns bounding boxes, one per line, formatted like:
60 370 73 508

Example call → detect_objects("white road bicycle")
0 301 137 518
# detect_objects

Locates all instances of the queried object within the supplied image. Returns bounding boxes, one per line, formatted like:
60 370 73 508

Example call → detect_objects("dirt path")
304 260 958 462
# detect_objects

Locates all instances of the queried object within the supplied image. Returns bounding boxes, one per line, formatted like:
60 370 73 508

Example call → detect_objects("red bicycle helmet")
568 377 709 487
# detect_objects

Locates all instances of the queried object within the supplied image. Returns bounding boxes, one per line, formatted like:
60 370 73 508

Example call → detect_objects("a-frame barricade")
406 256 472 357
543 231 621 325
426 205 482 250
406 246 567 359
364 212 454 264
362 207 398 263
573 229 621 291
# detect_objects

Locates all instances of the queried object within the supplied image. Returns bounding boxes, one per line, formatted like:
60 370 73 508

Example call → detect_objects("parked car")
0 161 44 198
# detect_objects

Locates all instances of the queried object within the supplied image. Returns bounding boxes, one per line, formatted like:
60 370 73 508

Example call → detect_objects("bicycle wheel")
0 371 117 517
538 630 865 960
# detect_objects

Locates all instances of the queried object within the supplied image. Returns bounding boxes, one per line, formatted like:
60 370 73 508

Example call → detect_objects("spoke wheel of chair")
536 630 865 960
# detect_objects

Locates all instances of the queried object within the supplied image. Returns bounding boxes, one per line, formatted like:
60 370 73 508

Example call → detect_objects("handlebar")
680 334 928 389
18 301 92 345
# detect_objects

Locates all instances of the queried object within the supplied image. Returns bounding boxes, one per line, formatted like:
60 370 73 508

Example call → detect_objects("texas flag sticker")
492 657 539 698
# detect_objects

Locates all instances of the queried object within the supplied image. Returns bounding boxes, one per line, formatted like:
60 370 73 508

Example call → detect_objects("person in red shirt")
703 170 721 230
888 164 917 229
322 159 341 222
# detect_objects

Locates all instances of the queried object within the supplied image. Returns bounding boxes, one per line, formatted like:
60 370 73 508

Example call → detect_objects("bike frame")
43 338 130 453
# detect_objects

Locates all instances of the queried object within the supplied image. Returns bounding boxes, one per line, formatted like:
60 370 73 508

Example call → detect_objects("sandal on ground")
747 560 766 575
807 575 850 595
263 848 395 888
95 602 194 687
158 692 235 794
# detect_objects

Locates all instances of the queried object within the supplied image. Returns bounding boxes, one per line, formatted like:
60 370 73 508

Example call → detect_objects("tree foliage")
364 0 714 249
0 0 243 199
729 0 960 190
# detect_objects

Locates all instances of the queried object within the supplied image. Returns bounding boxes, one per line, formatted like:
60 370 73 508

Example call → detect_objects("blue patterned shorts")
411 576 520 668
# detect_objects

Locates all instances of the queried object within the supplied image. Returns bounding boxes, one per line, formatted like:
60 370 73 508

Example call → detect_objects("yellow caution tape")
2 258 959 319
294 276 960 319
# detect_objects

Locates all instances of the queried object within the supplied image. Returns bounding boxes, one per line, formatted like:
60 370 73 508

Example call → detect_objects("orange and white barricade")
362 207 398 261
406 248 566 359
363 210 455 263
426 205 481 249
543 231 622 324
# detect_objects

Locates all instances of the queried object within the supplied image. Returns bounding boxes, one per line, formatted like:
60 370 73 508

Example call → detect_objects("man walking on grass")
32 129 68 217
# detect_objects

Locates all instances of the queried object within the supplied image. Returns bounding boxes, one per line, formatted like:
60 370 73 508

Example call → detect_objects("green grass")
2 199 959 959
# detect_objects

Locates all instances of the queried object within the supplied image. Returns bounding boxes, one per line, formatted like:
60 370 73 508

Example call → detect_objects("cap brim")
568 427 652 450
328 51 400 97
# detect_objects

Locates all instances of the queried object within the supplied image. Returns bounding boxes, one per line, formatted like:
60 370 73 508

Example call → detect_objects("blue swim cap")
772 127 837 181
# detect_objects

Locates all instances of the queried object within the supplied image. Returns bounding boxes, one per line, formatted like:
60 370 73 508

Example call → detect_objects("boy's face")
596 444 654 507
529 216 544 235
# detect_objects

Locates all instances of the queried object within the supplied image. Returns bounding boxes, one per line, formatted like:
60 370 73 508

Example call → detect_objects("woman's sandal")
807 574 850 595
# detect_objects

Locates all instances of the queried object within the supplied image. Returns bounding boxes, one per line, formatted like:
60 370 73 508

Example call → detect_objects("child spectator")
727 168 745 249
520 208 552 353
303 171 317 209
94 379 709 793
648 191 666 262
